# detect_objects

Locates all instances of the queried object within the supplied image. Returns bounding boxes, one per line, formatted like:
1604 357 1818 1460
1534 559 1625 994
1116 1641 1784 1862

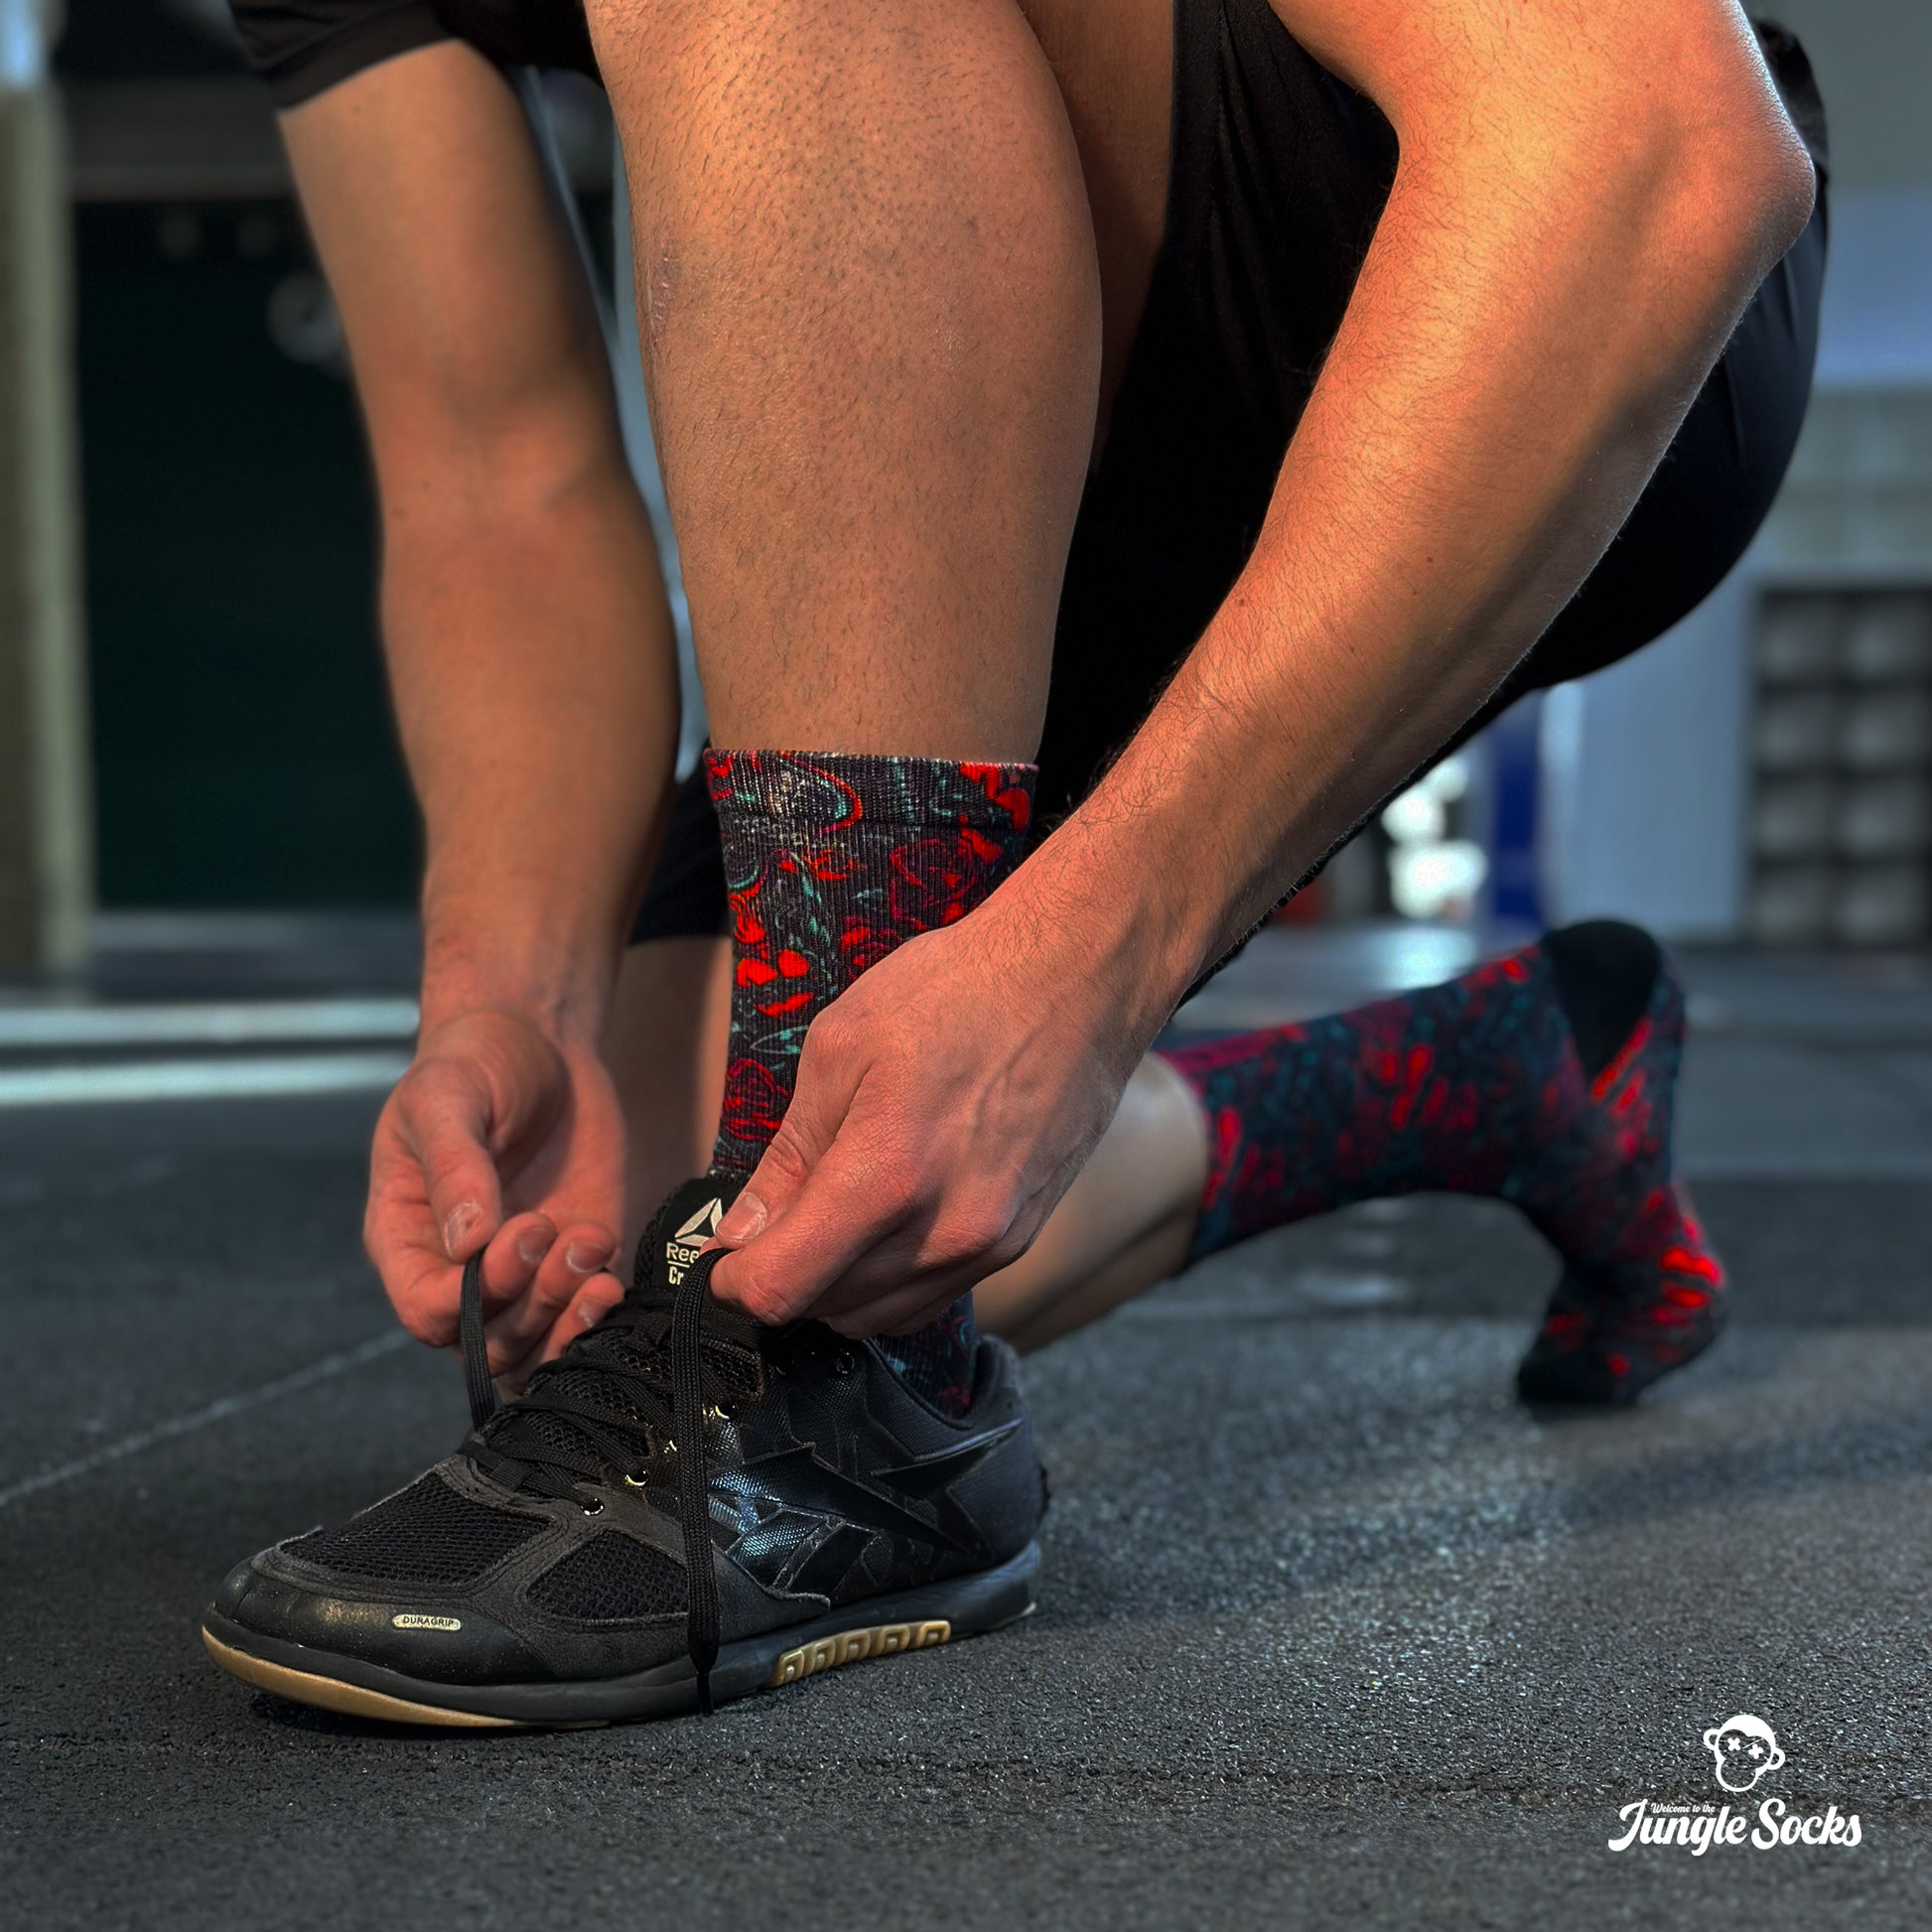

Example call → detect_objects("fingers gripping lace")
460 1255 498 1431
456 1245 728 1714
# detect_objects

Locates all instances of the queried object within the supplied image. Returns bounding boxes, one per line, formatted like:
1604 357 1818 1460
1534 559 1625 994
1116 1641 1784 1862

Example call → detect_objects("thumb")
711 1012 864 1251
397 1057 505 1261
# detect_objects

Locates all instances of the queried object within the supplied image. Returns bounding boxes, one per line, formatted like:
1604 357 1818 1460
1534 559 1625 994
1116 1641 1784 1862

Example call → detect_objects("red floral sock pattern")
1158 926 1726 1406
704 749 1036 1417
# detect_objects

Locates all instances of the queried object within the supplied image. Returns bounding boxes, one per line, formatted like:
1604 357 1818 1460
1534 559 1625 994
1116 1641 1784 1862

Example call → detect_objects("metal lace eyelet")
621 1470 649 1490
833 1348 857 1376
579 1496 604 1516
706 1401 733 1423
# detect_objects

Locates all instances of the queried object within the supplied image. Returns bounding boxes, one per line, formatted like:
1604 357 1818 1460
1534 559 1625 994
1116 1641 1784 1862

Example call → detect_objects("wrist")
418 885 621 1049
417 960 611 1052
999 813 1211 1054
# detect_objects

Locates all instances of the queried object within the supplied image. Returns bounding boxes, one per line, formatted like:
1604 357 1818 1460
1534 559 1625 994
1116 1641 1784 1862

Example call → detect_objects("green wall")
77 201 419 907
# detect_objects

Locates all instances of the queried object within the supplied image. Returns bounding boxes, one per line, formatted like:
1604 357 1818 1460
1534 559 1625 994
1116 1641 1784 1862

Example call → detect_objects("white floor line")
0 1050 411 1107
0 1330 413 1510
0 998 419 1050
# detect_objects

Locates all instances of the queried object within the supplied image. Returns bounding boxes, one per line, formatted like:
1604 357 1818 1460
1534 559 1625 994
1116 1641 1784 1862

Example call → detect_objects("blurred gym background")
0 0 1928 1077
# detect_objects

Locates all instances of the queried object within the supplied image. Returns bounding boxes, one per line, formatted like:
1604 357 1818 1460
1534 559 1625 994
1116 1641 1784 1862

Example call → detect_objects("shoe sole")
202 1542 1039 1728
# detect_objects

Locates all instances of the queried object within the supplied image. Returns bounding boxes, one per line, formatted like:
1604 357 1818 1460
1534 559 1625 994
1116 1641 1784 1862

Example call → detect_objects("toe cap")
208 1548 548 1686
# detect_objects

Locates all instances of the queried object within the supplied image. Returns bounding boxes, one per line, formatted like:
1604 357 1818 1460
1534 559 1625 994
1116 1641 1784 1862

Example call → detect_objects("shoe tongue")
635 1173 749 1298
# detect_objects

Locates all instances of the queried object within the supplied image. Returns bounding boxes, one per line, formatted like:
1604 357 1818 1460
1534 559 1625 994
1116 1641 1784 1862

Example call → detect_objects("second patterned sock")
1158 922 1726 1404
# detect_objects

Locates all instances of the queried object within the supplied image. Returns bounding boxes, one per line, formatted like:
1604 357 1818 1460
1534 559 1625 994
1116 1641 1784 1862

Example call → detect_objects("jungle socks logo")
1705 1714 1784 1793
1607 1715 1863 1854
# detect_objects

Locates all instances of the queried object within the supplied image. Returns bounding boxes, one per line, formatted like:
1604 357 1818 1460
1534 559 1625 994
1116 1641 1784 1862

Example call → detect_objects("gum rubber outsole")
202 1542 1040 1728
202 1630 532 1728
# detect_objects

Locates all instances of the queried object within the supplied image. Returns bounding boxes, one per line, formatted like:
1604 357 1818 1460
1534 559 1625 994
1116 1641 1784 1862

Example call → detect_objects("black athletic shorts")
227 0 1830 947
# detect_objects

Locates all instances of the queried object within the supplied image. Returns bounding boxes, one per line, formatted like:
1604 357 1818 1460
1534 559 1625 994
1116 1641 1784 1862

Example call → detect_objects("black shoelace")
457 1246 728 1714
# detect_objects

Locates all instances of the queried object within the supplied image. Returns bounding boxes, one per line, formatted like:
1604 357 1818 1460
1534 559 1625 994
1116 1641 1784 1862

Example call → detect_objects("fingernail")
443 1201 483 1257
715 1191 766 1245
516 1226 551 1267
565 1237 611 1274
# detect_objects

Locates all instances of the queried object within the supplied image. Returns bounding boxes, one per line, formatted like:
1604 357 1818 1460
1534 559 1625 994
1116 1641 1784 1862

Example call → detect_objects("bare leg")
974 1053 1207 1350
605 935 733 1254
590 0 1099 755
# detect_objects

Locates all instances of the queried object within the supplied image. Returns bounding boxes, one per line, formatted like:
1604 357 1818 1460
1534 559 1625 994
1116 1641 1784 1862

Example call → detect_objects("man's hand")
366 1008 627 1383
705 891 1148 1336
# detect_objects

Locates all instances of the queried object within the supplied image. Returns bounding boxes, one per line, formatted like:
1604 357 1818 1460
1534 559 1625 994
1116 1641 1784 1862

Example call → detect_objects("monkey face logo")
1704 1714 1785 1793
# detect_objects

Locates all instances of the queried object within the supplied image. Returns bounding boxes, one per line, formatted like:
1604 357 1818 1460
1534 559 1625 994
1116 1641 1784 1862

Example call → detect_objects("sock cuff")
704 749 1035 837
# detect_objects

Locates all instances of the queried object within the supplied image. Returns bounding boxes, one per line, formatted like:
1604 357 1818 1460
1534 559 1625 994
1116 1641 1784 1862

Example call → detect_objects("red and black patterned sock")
1158 921 1726 1405
704 748 1036 1417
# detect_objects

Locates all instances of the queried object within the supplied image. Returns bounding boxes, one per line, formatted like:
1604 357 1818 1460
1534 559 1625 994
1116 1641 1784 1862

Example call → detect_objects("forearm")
278 47 678 1049
385 459 679 1045
1021 36 1816 1035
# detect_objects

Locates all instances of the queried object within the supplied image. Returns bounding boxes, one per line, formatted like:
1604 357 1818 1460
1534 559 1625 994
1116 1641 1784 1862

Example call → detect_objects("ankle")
874 1297 981 1419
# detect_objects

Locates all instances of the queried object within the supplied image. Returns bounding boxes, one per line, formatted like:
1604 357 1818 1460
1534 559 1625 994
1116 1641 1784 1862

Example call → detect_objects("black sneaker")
202 1179 1044 1726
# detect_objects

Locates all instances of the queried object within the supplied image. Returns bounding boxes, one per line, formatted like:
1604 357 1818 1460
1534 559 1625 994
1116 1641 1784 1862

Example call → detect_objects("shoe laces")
456 1246 730 1713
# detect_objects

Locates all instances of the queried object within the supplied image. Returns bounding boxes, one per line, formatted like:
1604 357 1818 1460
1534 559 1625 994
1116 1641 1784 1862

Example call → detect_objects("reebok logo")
665 1196 725 1285
675 1199 725 1243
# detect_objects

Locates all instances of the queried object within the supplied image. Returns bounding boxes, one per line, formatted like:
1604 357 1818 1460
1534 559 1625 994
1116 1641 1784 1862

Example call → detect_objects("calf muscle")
588 0 1101 759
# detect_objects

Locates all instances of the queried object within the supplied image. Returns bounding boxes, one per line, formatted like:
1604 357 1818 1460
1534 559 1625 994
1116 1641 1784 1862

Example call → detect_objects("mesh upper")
702 1340 762 1401
539 1363 652 1427
526 1532 688 1622
523 1333 758 1436
286 1472 544 1585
